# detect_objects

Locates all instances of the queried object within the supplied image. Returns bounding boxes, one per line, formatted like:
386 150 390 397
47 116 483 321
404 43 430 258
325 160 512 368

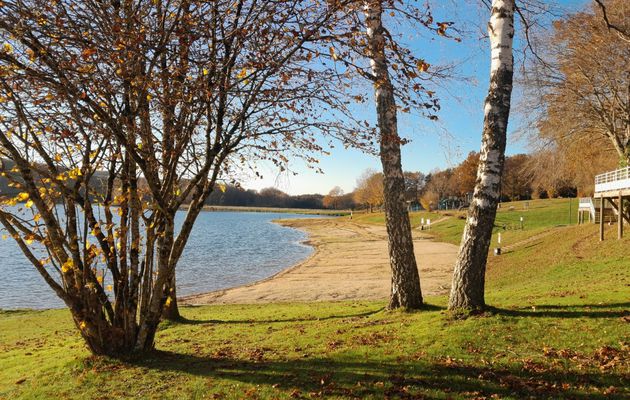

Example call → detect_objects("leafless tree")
0 0 364 355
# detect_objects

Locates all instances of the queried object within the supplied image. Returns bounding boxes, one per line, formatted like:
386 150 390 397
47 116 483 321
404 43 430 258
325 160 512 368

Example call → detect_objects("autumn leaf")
61 259 74 273
16 192 29 202
437 22 450 36
329 46 339 61
237 68 248 79
416 60 430 73
81 48 97 59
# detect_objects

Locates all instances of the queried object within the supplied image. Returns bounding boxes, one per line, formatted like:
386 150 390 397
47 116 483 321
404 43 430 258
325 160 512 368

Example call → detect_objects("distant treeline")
205 186 331 209
0 157 335 209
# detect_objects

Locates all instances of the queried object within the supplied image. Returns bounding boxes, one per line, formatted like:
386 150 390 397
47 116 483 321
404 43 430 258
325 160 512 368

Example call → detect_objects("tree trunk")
162 273 181 320
364 0 423 310
449 0 515 311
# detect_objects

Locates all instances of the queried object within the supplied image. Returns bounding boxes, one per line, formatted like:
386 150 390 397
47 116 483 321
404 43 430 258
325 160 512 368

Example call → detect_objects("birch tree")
326 0 455 309
448 0 515 311
0 0 362 356
317 0 454 309
363 0 422 309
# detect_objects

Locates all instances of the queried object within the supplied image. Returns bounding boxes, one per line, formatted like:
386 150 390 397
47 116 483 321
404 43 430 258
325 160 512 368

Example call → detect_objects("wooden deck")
594 167 630 240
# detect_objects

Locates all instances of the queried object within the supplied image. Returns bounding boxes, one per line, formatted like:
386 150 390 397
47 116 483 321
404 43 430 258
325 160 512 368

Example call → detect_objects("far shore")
182 217 458 305
197 205 351 216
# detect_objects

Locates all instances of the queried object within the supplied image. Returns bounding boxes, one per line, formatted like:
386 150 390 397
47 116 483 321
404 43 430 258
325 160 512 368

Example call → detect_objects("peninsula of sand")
183 217 459 305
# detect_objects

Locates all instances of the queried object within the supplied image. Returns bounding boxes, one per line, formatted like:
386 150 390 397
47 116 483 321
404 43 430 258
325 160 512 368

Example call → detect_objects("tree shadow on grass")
128 351 628 399
488 302 630 319
175 303 445 326
174 307 387 325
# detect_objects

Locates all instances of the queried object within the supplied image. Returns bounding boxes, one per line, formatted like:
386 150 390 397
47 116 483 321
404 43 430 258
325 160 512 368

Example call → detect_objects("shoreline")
198 205 351 216
182 217 458 305
180 218 325 305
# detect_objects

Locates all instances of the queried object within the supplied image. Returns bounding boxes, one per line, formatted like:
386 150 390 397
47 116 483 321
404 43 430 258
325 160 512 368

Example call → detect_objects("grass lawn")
354 198 582 246
1 199 628 399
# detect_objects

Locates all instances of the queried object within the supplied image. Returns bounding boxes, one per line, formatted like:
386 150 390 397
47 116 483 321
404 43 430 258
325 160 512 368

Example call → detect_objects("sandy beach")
182 217 459 305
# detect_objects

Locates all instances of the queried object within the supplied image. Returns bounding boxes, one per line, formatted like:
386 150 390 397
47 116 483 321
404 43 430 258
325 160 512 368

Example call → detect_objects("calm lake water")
0 211 320 309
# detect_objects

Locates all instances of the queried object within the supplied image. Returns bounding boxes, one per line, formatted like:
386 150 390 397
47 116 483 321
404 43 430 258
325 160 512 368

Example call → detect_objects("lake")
0 211 320 309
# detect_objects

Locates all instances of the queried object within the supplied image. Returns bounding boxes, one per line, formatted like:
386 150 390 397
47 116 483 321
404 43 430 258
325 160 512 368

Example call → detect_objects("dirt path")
182 218 458 305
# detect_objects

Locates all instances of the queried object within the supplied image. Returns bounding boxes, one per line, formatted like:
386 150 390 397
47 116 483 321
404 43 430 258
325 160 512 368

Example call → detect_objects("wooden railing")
594 167 630 193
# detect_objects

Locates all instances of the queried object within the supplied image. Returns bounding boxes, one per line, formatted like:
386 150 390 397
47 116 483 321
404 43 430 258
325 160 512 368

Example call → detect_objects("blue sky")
243 0 589 195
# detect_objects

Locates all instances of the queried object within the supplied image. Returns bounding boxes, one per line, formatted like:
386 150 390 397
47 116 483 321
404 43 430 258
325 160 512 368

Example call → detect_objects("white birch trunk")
448 0 515 310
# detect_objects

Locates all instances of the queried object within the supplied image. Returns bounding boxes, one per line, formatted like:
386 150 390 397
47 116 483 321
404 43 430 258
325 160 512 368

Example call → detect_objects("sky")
241 0 590 196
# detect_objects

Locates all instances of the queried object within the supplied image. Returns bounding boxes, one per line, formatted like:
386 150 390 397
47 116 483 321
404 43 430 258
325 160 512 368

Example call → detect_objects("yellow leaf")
219 183 227 193
25 238 34 245
106 285 113 291
25 199 33 208
3 43 13 54
237 68 248 79
34 214 41 222
61 259 73 273
203 68 209 76
16 192 29 202
96 276 103 284
1 234 7 240
329 46 338 61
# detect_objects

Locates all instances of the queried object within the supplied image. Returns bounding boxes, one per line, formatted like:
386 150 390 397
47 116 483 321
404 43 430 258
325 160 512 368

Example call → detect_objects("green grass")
430 198 581 245
1 199 628 399
354 198 582 245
